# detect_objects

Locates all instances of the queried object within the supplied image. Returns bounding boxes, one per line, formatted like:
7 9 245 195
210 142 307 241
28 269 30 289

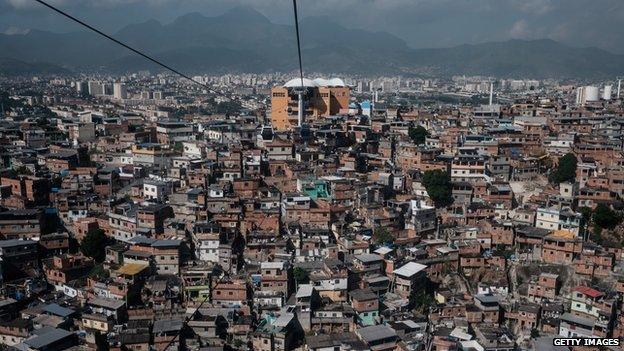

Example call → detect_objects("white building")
603 85 612 100
143 179 171 201
195 233 220 263
113 82 127 100
535 206 582 235
575 86 599 105
407 200 437 235
68 123 96 144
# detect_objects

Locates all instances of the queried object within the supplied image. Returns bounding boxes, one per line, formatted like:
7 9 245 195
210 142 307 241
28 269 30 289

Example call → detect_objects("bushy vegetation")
422 170 453 208
549 153 577 184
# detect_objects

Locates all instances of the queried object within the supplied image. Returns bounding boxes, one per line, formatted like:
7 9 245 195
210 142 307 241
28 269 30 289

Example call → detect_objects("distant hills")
1 6 623 78
406 39 624 78
0 57 68 76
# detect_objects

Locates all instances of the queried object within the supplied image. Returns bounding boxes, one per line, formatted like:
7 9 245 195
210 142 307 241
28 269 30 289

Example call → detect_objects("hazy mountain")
406 39 624 78
0 57 69 76
0 6 623 78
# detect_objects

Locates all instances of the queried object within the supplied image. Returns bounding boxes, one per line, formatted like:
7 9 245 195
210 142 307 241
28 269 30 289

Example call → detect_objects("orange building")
527 273 559 301
271 78 350 131
541 230 583 264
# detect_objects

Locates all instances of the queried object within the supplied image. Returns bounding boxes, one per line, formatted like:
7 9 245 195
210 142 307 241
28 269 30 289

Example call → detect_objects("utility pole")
297 90 304 127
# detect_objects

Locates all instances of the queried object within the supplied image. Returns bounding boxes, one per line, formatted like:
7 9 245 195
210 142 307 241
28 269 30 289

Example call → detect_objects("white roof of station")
284 77 346 88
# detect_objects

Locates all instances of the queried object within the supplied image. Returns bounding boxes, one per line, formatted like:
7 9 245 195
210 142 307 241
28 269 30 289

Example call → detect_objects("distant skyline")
1 0 624 54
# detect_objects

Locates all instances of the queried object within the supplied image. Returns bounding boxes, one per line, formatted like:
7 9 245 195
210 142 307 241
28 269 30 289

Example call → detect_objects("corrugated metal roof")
296 284 313 298
357 324 396 343
393 262 427 278
24 327 73 348
153 319 183 333
42 303 75 318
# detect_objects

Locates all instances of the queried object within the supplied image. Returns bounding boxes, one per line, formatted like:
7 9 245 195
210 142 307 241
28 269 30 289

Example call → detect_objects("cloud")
513 0 554 15
509 19 530 38
3 25 29 34
6 0 44 9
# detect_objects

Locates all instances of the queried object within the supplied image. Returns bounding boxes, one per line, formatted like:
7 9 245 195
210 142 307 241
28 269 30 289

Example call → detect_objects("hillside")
0 57 69 76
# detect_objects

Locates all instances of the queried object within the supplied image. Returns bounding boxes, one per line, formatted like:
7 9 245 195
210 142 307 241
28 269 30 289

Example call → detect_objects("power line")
33 0 212 91
292 0 304 89
161 271 229 350
161 294 210 350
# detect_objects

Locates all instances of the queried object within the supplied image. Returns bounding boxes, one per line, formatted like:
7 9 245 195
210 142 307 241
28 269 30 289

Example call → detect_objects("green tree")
408 125 430 145
579 206 594 238
549 153 577 184
421 170 453 208
216 100 242 116
173 142 184 153
80 229 108 263
89 264 110 279
591 226 603 245
373 227 394 245
232 339 244 349
14 166 32 176
413 291 434 313
579 206 593 225
293 267 309 284
0 91 24 113
593 204 621 230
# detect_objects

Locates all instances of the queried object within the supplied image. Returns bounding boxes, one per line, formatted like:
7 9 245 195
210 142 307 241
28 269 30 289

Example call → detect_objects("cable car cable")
33 0 215 92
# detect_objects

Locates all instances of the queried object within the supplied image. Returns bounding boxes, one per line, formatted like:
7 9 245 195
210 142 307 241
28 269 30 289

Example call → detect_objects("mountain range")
1 6 623 78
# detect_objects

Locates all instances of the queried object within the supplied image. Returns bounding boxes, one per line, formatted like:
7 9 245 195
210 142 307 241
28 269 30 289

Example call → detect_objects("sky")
2 0 624 54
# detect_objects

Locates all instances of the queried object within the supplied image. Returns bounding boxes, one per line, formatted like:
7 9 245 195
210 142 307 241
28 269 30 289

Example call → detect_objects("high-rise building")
270 78 350 131
88 81 104 96
113 82 127 100
603 85 612 100
576 86 599 105
102 83 111 96
153 91 163 100
75 81 88 94
575 87 583 105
